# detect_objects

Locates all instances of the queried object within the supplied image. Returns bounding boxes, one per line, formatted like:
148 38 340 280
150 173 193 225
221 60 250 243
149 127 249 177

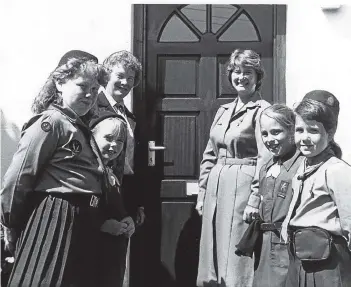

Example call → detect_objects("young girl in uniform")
244 104 304 287
90 111 135 287
1 51 106 286
281 90 351 287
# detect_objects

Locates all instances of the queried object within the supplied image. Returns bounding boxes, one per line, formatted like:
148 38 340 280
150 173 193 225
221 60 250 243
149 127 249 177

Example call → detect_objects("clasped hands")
100 216 135 238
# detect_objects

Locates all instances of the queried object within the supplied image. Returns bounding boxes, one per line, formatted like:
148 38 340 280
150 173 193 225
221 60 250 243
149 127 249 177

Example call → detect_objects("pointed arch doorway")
131 4 286 287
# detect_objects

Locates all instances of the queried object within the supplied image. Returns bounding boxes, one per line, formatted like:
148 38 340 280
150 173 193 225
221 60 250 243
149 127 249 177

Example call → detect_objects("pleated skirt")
285 236 351 287
8 193 102 287
197 162 255 287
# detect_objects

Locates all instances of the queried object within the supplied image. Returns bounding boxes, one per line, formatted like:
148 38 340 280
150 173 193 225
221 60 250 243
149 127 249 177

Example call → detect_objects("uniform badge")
41 122 52 132
277 181 289 198
327 96 334 106
69 139 82 155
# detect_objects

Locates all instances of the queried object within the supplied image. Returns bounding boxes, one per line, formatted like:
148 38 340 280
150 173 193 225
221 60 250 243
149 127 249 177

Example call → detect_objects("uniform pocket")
240 165 255 178
271 241 289 268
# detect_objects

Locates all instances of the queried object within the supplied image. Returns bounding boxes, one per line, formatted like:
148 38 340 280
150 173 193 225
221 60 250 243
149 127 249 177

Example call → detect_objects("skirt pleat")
8 194 101 287
286 236 351 287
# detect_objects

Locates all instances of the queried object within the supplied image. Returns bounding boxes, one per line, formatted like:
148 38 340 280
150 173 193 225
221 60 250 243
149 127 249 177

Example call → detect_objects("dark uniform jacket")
1 105 103 230
93 92 144 215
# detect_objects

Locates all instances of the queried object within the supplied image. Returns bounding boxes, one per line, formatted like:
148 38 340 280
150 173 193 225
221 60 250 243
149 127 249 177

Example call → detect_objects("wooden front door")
132 4 286 287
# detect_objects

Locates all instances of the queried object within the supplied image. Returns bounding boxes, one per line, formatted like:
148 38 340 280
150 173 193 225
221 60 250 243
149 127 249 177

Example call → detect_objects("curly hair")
102 50 142 87
294 99 342 159
32 58 103 114
227 49 264 91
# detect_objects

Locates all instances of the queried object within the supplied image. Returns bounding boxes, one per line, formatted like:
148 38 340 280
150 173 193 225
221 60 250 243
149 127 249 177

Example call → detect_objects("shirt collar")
49 104 87 127
220 91 263 110
101 87 125 108
266 149 302 172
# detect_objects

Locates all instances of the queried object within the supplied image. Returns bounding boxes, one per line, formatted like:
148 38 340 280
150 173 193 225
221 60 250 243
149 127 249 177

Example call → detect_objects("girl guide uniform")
283 148 351 287
252 150 304 287
1 104 106 287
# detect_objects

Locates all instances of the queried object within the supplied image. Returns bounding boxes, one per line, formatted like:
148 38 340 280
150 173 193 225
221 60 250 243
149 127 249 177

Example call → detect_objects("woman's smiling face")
294 114 329 158
231 65 257 97
105 64 136 102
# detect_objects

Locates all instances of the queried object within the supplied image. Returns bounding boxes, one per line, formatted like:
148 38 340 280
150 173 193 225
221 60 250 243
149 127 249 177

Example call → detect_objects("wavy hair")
32 58 103 114
227 49 264 91
102 50 142 87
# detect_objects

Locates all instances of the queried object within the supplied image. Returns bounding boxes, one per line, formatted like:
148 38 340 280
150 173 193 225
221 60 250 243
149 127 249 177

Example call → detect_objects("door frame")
132 4 287 109
130 4 286 286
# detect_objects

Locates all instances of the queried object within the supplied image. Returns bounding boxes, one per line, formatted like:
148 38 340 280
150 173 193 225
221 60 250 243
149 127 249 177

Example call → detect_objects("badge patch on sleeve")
277 181 289 198
41 122 52 132
69 139 82 155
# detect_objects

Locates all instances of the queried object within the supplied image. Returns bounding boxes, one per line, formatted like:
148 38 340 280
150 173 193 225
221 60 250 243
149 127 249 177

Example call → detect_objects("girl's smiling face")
260 114 294 157
93 118 124 162
294 114 329 158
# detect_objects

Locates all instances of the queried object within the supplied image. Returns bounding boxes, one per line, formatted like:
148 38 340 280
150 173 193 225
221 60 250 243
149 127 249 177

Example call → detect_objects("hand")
121 216 135 238
100 219 128 236
4 240 16 256
135 206 146 227
3 227 17 256
243 205 260 223
195 201 204 216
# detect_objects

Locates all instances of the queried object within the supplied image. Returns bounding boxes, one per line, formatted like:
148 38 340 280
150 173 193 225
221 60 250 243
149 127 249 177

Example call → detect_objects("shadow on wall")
1 109 21 188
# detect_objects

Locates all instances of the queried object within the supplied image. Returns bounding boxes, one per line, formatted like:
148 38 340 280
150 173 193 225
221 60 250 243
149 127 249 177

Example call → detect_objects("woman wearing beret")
1 50 105 286
196 49 271 287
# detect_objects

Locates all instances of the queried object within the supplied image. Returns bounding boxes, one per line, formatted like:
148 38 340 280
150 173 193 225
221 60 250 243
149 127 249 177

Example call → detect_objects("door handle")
148 141 166 166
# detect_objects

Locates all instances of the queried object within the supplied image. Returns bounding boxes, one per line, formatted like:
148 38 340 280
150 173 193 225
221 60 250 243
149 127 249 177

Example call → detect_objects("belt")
260 222 283 231
217 157 257 166
47 192 101 208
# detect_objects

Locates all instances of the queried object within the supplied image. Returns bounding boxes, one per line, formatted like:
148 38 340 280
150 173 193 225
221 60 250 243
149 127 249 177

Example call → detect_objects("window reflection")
211 5 238 33
159 14 199 42
219 13 259 41
181 5 207 33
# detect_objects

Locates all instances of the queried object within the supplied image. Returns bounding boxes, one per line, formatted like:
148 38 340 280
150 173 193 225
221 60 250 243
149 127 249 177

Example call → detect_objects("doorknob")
148 141 166 166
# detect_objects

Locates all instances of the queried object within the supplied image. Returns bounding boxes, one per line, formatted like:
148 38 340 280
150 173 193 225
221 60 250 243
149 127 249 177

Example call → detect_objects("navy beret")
58 50 98 67
302 90 339 117
89 111 125 130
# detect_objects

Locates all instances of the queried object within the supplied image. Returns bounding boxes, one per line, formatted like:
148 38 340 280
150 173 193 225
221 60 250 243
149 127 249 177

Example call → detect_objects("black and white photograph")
1 1 351 286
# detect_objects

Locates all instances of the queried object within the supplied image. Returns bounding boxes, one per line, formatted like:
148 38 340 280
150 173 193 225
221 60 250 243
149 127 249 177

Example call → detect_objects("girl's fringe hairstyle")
102 50 142 87
261 104 295 131
227 49 265 91
32 58 103 114
91 117 127 141
294 99 342 159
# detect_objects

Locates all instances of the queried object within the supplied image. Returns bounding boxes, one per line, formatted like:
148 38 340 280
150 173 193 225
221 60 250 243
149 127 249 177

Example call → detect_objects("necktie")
280 160 325 242
115 103 125 116
266 162 281 178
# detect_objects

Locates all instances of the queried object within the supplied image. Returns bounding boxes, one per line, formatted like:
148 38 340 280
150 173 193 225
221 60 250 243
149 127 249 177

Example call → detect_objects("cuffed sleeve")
0 113 60 229
326 162 351 251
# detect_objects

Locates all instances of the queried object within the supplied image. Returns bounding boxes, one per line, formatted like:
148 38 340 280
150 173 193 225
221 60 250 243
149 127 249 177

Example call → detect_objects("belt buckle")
89 195 100 208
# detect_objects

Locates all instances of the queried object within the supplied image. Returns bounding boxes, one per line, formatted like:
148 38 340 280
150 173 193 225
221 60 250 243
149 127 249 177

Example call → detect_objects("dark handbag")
293 227 332 262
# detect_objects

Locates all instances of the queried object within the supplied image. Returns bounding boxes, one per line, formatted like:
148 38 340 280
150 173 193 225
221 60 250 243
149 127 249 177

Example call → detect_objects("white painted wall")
286 3 351 163
0 0 133 183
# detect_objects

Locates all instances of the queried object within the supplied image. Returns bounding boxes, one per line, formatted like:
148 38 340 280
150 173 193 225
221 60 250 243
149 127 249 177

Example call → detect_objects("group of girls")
250 91 351 287
0 50 134 286
196 48 351 287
